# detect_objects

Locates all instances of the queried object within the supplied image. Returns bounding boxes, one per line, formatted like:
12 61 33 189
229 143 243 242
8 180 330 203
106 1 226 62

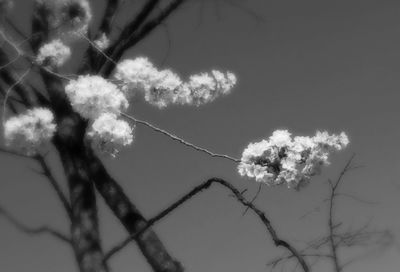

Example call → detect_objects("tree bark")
57 143 109 272
86 148 184 272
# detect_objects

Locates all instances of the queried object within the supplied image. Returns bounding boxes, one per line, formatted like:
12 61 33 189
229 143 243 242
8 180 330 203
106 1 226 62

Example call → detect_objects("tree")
0 1 351 272
268 156 393 272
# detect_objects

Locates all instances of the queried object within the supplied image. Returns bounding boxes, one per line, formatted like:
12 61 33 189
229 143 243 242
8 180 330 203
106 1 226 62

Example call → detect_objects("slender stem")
0 205 71 243
328 183 341 272
2 68 31 124
328 154 356 272
35 155 72 219
121 112 241 163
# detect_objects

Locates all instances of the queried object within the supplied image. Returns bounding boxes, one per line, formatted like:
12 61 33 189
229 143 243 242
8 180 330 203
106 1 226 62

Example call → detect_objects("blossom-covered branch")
238 130 349 189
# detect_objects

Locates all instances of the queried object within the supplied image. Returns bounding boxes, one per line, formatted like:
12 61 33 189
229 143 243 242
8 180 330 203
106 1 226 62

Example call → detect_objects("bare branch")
34 155 72 218
104 178 310 272
0 80 18 113
97 0 122 36
335 192 378 205
0 205 71 243
5 18 29 41
2 68 31 123
121 112 241 162
242 183 262 216
96 0 160 72
0 146 33 159
268 253 332 271
101 0 187 76
332 153 356 190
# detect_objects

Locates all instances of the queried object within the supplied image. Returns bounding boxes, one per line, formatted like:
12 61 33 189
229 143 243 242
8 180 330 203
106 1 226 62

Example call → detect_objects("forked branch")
104 177 310 272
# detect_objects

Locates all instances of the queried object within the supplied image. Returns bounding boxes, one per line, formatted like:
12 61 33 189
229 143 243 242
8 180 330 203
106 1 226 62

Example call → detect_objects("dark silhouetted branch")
103 177 310 272
57 146 109 272
0 205 71 243
35 155 72 218
98 0 122 35
86 149 184 272
101 0 187 76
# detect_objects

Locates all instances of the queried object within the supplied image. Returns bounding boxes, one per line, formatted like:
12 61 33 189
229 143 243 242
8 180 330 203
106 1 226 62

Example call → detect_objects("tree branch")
34 154 72 219
98 0 122 36
0 205 71 243
0 146 33 159
103 177 310 272
121 112 240 162
328 154 356 272
101 0 187 76
86 148 184 272
57 145 110 272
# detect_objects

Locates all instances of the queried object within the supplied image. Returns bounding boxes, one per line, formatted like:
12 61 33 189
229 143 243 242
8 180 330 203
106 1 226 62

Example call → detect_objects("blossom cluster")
93 33 110 50
37 39 71 67
64 75 134 156
238 130 349 189
3 108 56 155
114 57 237 108
87 113 133 157
65 75 128 119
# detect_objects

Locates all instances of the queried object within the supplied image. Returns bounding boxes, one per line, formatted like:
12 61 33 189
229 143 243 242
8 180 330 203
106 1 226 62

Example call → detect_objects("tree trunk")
86 148 184 272
57 144 109 272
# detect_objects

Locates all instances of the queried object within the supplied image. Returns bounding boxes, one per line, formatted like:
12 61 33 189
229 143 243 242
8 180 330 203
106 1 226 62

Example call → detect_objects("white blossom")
87 113 133 157
65 75 128 119
238 130 349 189
145 69 183 108
114 57 160 94
114 57 237 108
3 108 56 155
93 33 110 50
37 39 71 67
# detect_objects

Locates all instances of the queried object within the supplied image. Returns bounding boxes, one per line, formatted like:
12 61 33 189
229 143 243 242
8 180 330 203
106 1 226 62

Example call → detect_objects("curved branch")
104 178 310 272
0 205 71 243
268 253 332 271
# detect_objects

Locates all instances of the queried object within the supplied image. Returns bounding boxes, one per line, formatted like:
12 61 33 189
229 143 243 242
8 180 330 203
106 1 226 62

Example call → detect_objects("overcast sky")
1 0 400 271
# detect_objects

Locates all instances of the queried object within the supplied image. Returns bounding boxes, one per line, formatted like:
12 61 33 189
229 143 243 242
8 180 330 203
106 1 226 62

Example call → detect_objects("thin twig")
121 112 241 162
79 31 117 66
0 205 71 243
5 18 28 40
2 68 31 123
242 183 262 216
34 155 72 218
0 146 33 159
335 193 378 205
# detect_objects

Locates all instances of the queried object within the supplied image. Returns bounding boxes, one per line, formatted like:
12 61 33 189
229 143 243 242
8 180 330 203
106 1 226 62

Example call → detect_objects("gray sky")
1 0 400 271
